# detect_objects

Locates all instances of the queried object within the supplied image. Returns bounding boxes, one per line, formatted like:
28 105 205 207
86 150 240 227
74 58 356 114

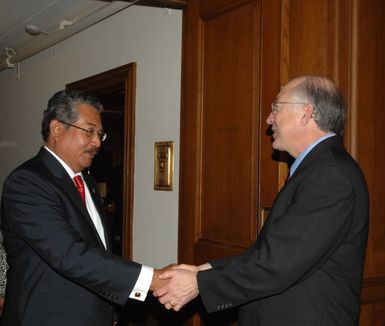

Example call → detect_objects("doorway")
66 63 136 259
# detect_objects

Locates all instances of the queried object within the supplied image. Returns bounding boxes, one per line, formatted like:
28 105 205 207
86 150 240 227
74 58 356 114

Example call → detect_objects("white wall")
0 6 182 267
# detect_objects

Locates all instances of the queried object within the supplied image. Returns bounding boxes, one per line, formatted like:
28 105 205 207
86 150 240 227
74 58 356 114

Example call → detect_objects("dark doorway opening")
92 88 125 255
66 63 136 259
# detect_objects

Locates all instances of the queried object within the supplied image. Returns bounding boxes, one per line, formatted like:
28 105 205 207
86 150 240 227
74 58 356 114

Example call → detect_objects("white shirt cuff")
129 265 153 302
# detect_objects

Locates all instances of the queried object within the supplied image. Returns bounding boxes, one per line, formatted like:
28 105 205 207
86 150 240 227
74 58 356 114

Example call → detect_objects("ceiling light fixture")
1 1 140 72
3 48 16 68
25 24 50 36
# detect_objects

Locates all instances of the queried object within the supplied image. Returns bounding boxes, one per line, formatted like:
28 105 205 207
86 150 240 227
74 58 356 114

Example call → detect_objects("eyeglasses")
58 120 107 142
271 101 307 114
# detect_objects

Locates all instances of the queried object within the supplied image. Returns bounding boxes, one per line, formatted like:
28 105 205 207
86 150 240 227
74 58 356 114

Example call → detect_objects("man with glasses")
154 75 369 326
1 90 167 326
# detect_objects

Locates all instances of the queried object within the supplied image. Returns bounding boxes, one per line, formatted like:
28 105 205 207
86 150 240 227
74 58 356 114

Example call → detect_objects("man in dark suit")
154 76 369 325
1 90 167 326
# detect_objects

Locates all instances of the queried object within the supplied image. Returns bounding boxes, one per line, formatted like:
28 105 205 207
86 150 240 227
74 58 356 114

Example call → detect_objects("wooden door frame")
66 63 136 259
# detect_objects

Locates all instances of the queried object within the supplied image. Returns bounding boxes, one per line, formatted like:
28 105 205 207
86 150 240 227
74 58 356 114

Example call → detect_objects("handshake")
150 263 211 311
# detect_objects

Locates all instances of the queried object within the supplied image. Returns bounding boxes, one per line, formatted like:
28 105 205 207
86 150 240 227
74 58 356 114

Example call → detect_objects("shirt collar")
289 133 336 177
44 145 80 179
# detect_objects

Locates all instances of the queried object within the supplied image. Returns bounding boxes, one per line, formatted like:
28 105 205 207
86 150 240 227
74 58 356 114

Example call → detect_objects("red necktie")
73 175 86 203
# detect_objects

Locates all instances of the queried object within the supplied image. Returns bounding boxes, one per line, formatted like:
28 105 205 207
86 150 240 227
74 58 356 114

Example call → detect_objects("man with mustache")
154 75 369 326
1 90 166 326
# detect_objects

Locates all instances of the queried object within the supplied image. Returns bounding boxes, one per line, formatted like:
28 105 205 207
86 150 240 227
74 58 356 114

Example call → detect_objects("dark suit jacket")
197 136 369 326
1 147 142 326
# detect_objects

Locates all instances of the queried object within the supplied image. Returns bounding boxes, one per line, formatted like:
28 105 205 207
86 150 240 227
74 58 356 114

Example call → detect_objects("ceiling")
0 0 185 71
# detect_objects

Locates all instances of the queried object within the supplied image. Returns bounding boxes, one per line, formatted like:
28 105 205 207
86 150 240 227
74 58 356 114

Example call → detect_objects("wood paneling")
360 300 385 326
179 0 264 267
179 0 385 325
200 1 260 249
355 0 385 324
285 0 338 77
357 0 385 275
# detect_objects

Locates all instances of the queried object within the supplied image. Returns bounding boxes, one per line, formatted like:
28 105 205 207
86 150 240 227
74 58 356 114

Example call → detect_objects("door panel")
199 1 260 254
179 0 264 270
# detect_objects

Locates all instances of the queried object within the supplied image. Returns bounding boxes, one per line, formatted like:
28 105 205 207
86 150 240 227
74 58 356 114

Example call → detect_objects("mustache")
84 147 99 156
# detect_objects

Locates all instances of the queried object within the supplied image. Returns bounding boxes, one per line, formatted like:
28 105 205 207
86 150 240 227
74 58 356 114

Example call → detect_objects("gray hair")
293 76 346 136
41 89 103 141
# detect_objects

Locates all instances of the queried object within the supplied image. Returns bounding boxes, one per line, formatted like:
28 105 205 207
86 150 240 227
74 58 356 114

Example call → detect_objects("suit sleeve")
1 168 141 306
197 165 356 312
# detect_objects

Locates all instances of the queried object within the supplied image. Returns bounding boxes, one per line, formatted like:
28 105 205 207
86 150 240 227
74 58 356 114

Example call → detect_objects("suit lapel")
257 136 343 244
37 148 110 250
289 136 342 180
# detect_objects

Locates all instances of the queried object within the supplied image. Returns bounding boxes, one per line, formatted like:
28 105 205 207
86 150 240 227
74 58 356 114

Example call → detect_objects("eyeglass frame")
58 120 107 142
271 101 307 114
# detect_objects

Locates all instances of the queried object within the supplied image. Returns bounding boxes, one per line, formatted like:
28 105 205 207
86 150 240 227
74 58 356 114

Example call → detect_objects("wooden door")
179 0 280 324
179 0 385 325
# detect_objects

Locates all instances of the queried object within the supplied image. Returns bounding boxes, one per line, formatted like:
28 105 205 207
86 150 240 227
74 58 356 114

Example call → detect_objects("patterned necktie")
73 175 86 203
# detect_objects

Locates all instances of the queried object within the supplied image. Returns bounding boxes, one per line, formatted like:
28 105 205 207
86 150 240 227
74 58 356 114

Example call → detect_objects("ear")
49 120 62 140
300 104 314 126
